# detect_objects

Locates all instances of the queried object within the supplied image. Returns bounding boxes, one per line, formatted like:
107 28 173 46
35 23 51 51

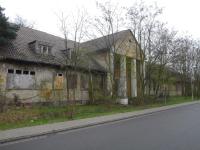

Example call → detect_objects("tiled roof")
0 27 132 72
80 29 132 52
0 27 74 65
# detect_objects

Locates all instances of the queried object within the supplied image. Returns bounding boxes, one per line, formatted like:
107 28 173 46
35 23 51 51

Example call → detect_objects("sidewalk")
0 101 199 144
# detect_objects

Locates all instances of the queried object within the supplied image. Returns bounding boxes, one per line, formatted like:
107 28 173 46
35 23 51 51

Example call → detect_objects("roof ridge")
21 27 131 45
20 26 75 42
81 29 131 44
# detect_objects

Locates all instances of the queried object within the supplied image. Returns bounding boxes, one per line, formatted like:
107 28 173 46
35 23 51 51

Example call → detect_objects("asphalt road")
1 103 200 150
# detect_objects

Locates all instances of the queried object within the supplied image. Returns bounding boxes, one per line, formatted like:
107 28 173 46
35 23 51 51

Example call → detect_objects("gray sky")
0 0 200 39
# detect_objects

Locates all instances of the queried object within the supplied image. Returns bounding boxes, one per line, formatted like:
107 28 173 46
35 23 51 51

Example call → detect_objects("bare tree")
127 1 162 103
192 41 200 98
151 24 176 102
57 9 89 118
89 1 127 100
14 15 35 28
170 36 193 96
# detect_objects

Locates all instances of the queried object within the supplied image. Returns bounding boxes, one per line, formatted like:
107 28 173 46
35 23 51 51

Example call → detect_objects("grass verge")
0 96 198 130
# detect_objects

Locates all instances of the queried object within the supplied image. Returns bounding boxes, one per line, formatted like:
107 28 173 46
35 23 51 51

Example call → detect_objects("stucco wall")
115 32 142 60
0 62 91 102
0 63 7 91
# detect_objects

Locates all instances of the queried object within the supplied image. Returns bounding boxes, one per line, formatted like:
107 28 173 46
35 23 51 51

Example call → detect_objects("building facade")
0 27 143 103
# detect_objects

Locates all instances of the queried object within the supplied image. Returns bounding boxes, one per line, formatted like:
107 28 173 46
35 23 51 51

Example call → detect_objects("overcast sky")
0 0 199 39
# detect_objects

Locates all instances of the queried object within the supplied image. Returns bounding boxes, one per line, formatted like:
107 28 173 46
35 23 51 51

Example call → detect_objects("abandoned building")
146 65 183 97
0 27 143 104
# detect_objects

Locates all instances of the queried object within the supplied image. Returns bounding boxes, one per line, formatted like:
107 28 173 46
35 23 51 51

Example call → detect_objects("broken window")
8 69 14 74
23 70 29 75
16 70 22 74
57 73 63 77
30 71 35 76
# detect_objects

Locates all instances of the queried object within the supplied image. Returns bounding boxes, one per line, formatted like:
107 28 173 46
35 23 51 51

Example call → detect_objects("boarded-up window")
8 69 14 74
93 74 104 90
6 69 36 89
81 74 88 90
55 76 64 89
67 74 77 89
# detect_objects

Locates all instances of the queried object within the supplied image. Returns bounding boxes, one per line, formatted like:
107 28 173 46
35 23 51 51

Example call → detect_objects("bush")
91 90 117 105
144 95 157 104
0 109 39 123
129 95 157 106
129 97 140 105
13 93 21 107
39 111 65 120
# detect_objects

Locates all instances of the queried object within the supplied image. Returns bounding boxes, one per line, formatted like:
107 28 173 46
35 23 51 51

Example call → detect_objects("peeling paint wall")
7 73 35 89
0 61 104 102
0 63 7 91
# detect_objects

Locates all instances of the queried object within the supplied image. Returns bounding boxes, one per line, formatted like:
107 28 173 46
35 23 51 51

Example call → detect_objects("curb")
0 100 199 144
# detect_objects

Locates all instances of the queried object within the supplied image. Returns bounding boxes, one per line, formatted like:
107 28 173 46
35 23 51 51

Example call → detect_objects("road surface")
1 103 200 150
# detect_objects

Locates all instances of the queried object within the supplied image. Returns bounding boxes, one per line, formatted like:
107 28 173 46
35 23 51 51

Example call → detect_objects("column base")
118 98 128 105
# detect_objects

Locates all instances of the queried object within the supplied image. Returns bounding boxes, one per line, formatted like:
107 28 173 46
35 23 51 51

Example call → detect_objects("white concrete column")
118 55 127 98
131 59 137 97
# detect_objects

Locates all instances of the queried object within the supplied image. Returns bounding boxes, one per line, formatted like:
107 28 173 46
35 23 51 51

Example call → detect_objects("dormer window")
29 40 53 55
61 48 71 59
39 45 50 55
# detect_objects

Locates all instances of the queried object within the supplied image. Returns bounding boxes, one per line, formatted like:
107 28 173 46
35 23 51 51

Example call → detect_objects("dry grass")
0 96 197 130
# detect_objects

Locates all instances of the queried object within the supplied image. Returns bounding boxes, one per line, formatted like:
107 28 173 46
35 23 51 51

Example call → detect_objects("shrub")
91 90 116 105
129 97 140 105
143 95 157 104
0 109 39 123
66 100 76 120
129 95 157 106
13 93 21 106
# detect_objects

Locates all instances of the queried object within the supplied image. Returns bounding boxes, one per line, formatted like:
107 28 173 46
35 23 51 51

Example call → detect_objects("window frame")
23 70 29 75
67 74 77 89
30 71 35 76
39 44 50 55
80 74 89 90
57 73 63 77
8 69 14 74
16 70 22 74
